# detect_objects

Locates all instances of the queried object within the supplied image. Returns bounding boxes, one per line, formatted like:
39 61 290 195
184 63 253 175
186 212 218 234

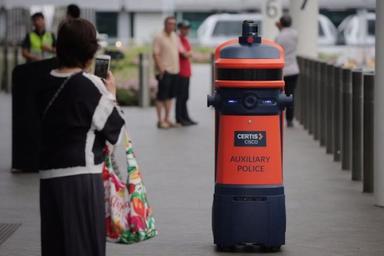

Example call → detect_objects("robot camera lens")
243 94 258 109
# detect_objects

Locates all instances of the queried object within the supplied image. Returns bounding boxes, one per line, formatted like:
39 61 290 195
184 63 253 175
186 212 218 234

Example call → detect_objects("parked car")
97 33 109 48
338 11 375 45
197 13 262 47
197 13 337 47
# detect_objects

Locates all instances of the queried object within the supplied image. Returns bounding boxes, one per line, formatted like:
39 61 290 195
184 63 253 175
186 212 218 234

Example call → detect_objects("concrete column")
262 0 282 40
161 0 175 17
374 0 384 207
118 9 130 46
289 0 318 58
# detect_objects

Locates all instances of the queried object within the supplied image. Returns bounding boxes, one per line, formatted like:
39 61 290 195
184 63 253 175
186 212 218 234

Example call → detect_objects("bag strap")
42 72 81 120
109 127 136 181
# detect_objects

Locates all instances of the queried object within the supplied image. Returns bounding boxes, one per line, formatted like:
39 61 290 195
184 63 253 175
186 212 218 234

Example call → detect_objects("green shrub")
116 88 138 106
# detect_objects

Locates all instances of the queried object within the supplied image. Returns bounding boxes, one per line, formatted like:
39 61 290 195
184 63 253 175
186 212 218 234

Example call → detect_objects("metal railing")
0 46 23 93
296 57 375 193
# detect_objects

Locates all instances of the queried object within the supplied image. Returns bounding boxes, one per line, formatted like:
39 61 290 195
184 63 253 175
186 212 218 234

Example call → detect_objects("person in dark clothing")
21 12 56 62
275 15 300 127
12 58 58 173
38 19 125 256
176 20 197 126
66 4 81 19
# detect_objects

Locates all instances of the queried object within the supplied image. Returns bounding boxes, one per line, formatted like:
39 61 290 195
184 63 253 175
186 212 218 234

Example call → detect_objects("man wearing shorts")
153 16 180 129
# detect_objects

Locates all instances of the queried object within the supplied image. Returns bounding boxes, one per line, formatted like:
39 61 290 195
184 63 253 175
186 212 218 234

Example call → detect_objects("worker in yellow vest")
22 12 56 62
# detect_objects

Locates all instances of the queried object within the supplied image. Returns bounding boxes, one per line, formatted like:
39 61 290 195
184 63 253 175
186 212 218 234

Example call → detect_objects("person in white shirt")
275 15 300 127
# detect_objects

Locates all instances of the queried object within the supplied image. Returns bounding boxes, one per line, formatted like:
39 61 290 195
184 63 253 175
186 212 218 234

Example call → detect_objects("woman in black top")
38 19 125 256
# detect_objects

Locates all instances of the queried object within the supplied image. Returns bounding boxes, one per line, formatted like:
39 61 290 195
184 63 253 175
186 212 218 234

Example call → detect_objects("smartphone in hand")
94 55 111 79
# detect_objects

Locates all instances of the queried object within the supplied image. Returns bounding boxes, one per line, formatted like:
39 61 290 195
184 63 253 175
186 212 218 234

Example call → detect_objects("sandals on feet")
157 121 170 129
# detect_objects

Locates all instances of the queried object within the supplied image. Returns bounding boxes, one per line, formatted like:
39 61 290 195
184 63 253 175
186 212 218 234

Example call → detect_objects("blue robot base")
212 184 286 250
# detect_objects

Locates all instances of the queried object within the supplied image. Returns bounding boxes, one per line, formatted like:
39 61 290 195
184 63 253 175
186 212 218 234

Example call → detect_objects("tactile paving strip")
0 223 21 245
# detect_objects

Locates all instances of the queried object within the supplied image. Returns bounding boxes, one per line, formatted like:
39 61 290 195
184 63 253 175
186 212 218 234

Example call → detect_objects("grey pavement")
0 64 384 256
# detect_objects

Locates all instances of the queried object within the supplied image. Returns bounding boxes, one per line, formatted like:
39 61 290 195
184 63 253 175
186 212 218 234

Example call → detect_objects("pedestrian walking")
153 16 180 129
38 18 125 256
275 14 300 127
22 12 56 62
176 20 197 126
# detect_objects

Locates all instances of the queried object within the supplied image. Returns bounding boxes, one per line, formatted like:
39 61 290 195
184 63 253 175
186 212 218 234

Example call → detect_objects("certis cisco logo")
234 131 266 147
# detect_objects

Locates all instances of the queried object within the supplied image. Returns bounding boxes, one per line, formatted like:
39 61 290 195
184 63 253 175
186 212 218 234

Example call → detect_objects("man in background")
22 12 56 62
66 4 81 19
153 16 180 129
275 14 300 127
176 20 197 126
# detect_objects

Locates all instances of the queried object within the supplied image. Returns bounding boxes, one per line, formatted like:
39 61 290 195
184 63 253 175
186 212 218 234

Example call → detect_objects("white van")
197 13 337 47
338 11 375 45
197 13 263 47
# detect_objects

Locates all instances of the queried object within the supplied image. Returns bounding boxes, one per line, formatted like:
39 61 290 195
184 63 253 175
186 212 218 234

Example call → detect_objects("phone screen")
94 58 110 79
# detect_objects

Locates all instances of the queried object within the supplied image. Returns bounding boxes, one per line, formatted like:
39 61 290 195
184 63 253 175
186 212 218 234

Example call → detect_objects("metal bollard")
323 63 329 148
313 60 321 141
306 59 311 134
351 70 364 181
307 59 313 132
333 66 342 162
319 62 327 147
304 58 310 131
341 68 352 170
326 64 334 154
0 46 4 92
295 57 302 123
14 46 19 66
299 58 305 125
302 58 308 129
323 63 331 150
312 60 317 139
1 45 8 92
363 72 374 193
138 53 150 108
338 66 344 163
308 59 315 135
211 52 215 94
6 46 13 93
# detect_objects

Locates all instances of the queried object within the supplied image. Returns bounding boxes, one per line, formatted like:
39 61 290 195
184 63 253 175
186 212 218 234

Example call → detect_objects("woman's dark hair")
279 15 292 28
56 19 98 68
67 4 81 19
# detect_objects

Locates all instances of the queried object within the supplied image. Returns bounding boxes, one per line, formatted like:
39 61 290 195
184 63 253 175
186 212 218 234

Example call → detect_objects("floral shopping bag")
103 129 157 244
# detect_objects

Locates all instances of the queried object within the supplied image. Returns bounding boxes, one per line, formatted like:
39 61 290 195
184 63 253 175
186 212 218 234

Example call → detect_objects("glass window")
96 12 118 38
318 21 325 37
212 20 243 37
367 19 375 36
183 12 213 39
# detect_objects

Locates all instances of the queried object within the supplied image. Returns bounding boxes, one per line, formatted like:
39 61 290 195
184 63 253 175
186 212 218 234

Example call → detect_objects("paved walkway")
0 64 384 256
